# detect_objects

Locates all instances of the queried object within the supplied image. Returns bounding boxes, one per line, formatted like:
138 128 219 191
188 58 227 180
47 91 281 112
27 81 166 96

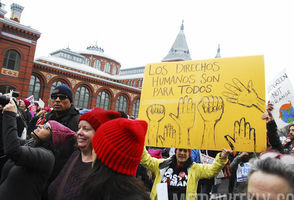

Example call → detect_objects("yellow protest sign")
138 55 266 152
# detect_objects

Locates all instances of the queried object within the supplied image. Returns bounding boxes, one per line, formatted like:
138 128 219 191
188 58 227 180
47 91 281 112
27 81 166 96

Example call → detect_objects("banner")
138 56 266 152
267 69 294 129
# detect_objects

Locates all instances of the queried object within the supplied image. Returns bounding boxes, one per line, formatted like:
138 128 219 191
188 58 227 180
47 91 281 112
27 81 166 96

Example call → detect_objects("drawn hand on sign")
146 104 165 146
197 96 224 147
224 117 256 152
159 123 177 146
169 95 196 146
223 78 265 113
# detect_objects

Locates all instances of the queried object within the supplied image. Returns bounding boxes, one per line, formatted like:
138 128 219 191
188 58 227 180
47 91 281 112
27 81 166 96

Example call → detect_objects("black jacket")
45 105 80 132
0 111 55 200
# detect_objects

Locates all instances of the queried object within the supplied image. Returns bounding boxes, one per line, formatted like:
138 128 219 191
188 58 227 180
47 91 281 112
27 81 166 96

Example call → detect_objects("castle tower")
162 20 192 62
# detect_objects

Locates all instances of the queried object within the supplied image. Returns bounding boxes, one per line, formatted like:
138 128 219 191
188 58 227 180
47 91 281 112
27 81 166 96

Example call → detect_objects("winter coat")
0 111 55 200
45 104 80 132
140 148 228 200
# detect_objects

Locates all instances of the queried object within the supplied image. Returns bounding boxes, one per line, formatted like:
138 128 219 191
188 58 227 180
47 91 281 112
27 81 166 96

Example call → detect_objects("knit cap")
79 107 121 130
148 149 163 159
92 118 148 176
52 84 73 102
47 120 75 146
23 99 30 108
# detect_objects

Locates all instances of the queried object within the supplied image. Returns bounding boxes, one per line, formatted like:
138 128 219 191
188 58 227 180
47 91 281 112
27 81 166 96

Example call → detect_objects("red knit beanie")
78 107 121 130
23 99 30 108
92 118 148 176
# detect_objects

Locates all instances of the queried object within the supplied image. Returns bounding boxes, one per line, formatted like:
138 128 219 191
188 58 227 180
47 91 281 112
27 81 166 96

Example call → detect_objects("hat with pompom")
92 118 147 176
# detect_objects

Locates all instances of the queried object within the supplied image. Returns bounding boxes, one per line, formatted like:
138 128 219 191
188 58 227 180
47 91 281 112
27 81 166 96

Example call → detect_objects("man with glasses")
42 84 80 199
45 84 80 132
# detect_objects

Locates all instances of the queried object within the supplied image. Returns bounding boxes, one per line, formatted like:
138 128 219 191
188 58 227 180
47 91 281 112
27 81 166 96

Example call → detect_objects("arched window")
96 90 110 110
85 58 90 65
74 86 90 109
132 99 140 118
104 62 111 73
112 66 117 75
3 50 21 71
94 60 101 70
115 95 128 113
0 85 16 94
50 81 65 95
138 80 143 88
28 75 41 100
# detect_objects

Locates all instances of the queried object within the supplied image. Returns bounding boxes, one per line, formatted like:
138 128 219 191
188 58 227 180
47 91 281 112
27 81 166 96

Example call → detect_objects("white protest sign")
267 69 294 129
37 98 45 108
200 153 214 164
25 95 34 104
156 183 168 200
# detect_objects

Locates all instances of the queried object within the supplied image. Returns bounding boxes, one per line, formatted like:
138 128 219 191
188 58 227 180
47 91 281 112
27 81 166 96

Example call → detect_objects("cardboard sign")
138 56 266 152
267 69 294 129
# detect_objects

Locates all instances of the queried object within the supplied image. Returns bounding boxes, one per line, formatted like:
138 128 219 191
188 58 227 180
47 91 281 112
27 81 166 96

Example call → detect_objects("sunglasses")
50 94 68 100
259 152 294 166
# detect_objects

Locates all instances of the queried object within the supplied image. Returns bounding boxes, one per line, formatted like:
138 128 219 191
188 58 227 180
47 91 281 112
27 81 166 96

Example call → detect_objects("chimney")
0 2 7 18
10 3 24 22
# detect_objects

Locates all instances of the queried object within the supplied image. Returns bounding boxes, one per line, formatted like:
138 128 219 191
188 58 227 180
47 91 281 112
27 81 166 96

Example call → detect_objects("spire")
181 19 184 30
215 44 221 58
162 21 192 62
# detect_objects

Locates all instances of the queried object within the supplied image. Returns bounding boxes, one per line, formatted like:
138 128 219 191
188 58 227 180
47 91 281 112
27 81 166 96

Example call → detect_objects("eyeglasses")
259 152 294 166
50 94 68 100
43 123 52 132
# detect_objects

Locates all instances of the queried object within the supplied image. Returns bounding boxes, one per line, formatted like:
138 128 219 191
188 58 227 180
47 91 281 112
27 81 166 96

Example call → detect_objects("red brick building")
0 3 198 117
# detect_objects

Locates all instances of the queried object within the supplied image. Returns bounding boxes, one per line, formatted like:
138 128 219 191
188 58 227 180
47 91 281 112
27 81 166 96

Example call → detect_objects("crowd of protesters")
0 84 294 200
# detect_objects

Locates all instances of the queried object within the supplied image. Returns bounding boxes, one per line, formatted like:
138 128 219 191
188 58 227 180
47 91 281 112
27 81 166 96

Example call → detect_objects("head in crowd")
31 120 75 149
81 118 149 200
19 99 30 110
288 124 294 138
50 84 73 112
77 107 121 152
175 148 192 166
247 157 294 199
43 106 52 112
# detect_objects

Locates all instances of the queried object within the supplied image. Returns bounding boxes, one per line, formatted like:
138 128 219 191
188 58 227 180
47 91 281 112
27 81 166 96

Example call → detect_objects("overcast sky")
3 0 294 92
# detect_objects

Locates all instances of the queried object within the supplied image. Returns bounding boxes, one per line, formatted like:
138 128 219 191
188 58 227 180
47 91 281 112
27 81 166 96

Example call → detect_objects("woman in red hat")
81 118 150 200
47 107 122 200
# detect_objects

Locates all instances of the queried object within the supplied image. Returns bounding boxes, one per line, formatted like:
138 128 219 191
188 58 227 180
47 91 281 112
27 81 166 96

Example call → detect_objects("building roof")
162 21 192 62
0 15 40 35
119 66 145 75
78 44 120 64
35 55 143 81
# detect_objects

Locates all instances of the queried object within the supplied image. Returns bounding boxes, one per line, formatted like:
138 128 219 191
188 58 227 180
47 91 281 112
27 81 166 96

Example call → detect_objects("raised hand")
146 104 165 145
197 96 224 147
224 117 256 152
223 78 265 112
169 95 196 146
